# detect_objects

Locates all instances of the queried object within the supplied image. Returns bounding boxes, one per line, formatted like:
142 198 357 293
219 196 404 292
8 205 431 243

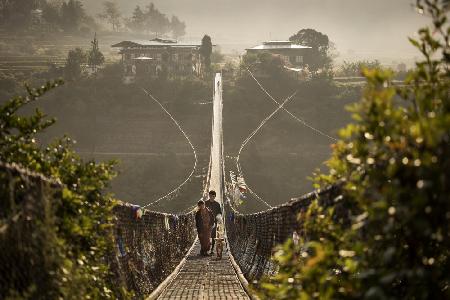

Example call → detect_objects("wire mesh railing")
0 161 198 299
224 184 342 281
0 162 63 299
110 203 197 297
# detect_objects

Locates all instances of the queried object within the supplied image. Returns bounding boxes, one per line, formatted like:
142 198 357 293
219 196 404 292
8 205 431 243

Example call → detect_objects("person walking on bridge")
195 200 214 256
205 190 222 255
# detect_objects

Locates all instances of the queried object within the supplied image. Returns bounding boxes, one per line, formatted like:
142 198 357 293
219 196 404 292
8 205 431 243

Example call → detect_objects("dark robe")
195 207 214 254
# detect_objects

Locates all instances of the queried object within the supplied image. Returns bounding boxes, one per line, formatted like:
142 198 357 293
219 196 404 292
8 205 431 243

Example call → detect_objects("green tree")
98 1 121 32
42 0 62 30
61 0 85 32
200 35 213 74
0 81 130 298
65 47 86 80
126 5 145 32
87 33 105 73
256 1 449 299
143 3 170 37
170 15 186 39
340 60 382 77
240 52 291 81
0 0 36 30
289 28 332 74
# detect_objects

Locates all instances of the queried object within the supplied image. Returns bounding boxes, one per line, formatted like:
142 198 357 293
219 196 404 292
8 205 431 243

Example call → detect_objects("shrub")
256 1 449 299
0 81 129 298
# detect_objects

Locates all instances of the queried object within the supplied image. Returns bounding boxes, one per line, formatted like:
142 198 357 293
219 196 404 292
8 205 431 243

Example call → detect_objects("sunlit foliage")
289 28 333 74
0 81 130 298
256 1 449 299
338 60 382 77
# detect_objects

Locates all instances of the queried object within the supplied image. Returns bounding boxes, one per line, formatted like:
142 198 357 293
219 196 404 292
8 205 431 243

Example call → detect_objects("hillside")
4 63 359 213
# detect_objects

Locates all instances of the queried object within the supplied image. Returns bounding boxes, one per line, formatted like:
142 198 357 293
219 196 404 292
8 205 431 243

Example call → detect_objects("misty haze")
1 0 448 299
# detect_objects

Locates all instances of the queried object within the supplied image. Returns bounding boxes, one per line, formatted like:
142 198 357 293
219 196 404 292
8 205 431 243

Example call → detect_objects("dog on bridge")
214 214 226 259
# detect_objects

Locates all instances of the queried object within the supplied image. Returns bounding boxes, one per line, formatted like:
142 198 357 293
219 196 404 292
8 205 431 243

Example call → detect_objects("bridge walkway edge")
153 239 250 299
148 73 252 299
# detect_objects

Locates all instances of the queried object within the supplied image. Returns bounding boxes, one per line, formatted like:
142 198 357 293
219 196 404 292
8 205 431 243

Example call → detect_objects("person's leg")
216 240 222 259
199 233 209 256
210 226 216 253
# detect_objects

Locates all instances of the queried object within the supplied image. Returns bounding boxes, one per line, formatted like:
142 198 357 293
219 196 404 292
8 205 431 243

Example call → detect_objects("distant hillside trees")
64 35 105 78
290 28 333 74
42 1 61 30
170 16 186 39
60 0 85 32
98 1 121 32
0 0 96 33
0 0 37 30
127 5 146 32
339 60 381 77
200 35 213 74
125 3 186 39
65 47 86 80
87 34 105 73
240 52 293 82
0 0 185 37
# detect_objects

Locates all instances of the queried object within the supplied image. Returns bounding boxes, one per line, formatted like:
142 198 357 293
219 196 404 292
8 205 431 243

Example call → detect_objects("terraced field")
0 31 121 74
0 55 66 72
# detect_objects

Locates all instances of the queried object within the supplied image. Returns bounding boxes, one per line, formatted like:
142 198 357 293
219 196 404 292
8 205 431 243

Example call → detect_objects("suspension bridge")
115 72 339 300
1 72 342 299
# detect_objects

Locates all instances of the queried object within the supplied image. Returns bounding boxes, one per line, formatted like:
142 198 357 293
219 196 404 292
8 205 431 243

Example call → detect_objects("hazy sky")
84 0 428 59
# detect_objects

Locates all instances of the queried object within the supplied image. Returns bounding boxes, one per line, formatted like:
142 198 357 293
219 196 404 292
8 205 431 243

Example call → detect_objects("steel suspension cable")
141 88 198 209
236 92 298 209
246 68 338 142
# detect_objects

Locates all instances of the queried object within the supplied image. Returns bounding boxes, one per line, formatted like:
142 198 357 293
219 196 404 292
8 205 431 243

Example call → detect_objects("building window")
295 56 303 63
157 53 162 61
173 53 178 61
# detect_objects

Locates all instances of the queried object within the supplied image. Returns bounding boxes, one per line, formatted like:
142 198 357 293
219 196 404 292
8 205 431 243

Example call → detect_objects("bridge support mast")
208 73 224 204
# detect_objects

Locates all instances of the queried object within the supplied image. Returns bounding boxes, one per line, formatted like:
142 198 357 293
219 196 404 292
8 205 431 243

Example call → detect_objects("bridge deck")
157 240 249 300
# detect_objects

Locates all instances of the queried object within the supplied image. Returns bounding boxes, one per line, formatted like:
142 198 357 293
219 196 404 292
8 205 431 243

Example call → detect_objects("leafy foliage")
65 47 86 80
0 0 95 33
256 1 449 299
0 81 129 298
200 35 213 73
0 0 36 30
87 34 105 73
126 3 186 38
241 52 291 80
289 28 333 74
338 60 382 77
98 1 122 32
170 15 186 39
60 0 86 32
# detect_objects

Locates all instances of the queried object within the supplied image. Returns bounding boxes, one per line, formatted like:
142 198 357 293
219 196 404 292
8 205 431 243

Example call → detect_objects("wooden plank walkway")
157 240 250 300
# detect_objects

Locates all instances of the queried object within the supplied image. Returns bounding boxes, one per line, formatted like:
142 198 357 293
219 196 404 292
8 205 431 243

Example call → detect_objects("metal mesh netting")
0 162 63 299
0 161 198 298
110 204 197 297
224 185 341 281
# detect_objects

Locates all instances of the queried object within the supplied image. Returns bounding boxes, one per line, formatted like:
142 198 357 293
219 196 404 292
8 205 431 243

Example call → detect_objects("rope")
235 92 297 209
246 68 338 142
141 88 198 209
247 186 274 210
76 151 192 156
237 92 297 163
